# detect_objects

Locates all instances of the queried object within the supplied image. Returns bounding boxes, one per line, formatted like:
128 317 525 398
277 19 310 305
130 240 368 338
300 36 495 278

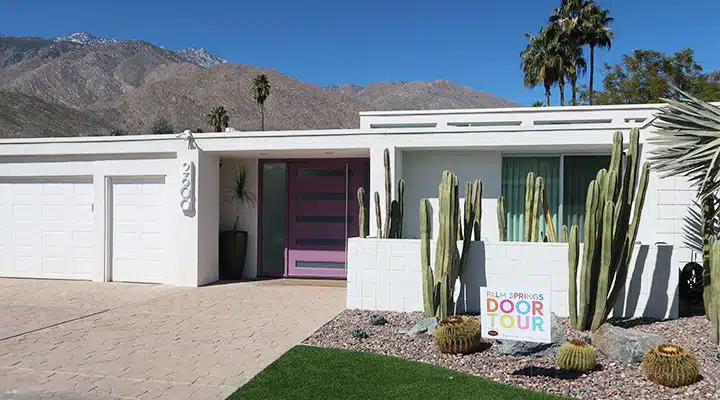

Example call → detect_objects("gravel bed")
303 310 720 400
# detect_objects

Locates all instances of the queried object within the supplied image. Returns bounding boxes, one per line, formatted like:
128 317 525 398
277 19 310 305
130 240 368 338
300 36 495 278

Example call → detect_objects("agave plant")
649 87 720 206
649 86 720 340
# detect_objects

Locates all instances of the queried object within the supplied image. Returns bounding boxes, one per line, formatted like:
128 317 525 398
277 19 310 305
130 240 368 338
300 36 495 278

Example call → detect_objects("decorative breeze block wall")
347 239 680 319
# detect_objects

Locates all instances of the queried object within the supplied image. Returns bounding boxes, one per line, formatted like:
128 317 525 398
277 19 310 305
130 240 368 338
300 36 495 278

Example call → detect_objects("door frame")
257 158 369 278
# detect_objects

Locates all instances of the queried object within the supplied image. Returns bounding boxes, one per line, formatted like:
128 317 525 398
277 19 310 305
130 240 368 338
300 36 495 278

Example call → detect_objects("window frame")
501 151 612 231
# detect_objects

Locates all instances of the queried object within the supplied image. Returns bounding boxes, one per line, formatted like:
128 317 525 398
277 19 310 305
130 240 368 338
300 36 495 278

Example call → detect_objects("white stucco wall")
0 149 212 287
197 151 220 286
347 238 680 319
219 158 259 279
402 150 502 241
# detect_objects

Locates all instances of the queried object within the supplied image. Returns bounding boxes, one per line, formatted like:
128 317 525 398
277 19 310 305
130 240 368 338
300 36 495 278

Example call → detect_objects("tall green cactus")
711 240 720 344
497 196 506 241
420 198 435 316
374 191 382 238
568 128 650 331
524 172 536 241
421 173 483 318
383 148 392 239
367 149 405 239
398 179 405 238
474 180 483 240
357 187 367 238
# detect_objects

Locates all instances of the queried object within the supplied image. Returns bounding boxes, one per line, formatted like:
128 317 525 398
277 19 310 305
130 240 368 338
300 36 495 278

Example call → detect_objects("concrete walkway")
0 278 345 400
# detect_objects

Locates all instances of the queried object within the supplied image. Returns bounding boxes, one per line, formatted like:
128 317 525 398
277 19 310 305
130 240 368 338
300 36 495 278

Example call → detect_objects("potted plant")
219 165 256 280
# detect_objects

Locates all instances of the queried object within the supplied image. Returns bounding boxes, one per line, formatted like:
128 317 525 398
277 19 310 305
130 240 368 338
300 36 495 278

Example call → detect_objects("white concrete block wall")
402 150 502 241
348 239 679 319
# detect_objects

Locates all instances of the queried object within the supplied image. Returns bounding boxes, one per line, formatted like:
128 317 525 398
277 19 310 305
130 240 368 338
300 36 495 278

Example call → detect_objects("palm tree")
251 74 271 131
550 0 611 105
584 5 614 105
550 0 592 105
531 100 545 107
521 27 559 107
206 106 229 132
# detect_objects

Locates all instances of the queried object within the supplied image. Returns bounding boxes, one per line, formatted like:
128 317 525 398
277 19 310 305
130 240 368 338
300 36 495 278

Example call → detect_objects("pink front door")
286 159 367 278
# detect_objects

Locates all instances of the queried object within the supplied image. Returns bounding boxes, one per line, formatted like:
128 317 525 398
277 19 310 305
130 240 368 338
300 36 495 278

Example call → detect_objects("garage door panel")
0 178 95 280
111 177 166 284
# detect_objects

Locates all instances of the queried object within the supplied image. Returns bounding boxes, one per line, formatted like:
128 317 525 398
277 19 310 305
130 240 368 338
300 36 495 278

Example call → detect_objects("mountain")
55 32 118 45
54 32 227 68
174 48 227 68
0 33 519 138
0 90 116 138
329 80 518 110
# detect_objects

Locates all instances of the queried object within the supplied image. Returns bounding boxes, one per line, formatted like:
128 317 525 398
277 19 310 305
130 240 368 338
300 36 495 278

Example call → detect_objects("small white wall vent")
179 161 195 214
369 123 438 129
533 118 613 126
447 121 522 127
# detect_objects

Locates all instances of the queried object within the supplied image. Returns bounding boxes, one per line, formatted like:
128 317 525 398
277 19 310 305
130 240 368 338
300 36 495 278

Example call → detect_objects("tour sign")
480 286 552 343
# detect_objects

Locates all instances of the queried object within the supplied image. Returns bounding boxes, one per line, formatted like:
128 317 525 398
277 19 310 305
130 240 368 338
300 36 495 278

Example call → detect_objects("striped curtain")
501 157 560 242
562 155 611 240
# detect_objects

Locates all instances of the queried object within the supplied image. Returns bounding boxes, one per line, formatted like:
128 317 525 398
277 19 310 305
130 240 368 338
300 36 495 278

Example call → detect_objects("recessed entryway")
109 176 167 283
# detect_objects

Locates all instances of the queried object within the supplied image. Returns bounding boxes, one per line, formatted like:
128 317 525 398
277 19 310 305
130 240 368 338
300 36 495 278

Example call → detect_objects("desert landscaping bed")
303 310 720 400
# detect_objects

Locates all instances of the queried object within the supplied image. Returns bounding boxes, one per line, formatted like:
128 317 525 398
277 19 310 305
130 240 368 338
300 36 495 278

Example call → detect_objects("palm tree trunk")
589 45 595 105
545 84 551 107
559 76 566 106
571 78 577 104
260 103 265 131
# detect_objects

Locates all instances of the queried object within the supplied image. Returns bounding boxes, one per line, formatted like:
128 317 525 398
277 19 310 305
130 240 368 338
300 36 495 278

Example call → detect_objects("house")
0 104 696 318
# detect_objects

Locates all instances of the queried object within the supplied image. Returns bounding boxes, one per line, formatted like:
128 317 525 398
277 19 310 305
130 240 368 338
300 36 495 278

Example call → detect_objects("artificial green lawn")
227 345 566 400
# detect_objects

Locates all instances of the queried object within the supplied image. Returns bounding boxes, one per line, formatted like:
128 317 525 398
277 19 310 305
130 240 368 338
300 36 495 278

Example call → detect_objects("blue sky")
1 0 718 105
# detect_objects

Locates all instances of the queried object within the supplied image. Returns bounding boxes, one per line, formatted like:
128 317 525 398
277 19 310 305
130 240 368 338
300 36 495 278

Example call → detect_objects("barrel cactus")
568 128 650 331
642 344 699 388
556 340 597 373
433 315 482 354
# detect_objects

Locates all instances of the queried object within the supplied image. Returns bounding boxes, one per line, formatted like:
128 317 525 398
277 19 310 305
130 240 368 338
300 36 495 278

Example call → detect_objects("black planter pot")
219 230 248 280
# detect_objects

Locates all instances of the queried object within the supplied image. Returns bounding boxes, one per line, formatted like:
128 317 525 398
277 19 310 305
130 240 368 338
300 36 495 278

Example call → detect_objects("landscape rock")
590 323 663 364
398 317 438 337
497 313 565 357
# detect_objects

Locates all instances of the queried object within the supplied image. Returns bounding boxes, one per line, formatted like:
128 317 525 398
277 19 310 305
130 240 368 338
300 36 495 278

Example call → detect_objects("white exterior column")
167 146 219 286
369 145 403 237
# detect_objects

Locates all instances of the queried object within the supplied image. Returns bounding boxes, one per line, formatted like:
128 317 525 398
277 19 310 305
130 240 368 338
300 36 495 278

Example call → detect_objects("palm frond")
649 85 720 210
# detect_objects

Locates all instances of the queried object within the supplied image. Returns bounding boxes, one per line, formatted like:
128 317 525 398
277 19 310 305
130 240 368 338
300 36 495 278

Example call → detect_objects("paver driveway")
0 278 345 400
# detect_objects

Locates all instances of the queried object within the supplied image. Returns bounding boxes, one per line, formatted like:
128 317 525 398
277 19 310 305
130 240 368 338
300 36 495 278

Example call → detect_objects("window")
501 154 611 242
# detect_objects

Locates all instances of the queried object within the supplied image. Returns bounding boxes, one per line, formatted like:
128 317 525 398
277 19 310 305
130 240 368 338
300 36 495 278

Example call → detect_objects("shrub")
642 344 699 388
556 339 597 373
151 117 174 135
433 315 482 354
369 315 388 326
351 329 370 339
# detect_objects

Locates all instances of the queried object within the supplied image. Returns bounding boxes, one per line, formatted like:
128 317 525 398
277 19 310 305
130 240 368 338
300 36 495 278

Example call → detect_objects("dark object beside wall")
219 230 248 280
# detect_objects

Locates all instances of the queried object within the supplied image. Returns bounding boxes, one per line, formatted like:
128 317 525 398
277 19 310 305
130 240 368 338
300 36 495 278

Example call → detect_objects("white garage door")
111 177 167 283
0 177 95 280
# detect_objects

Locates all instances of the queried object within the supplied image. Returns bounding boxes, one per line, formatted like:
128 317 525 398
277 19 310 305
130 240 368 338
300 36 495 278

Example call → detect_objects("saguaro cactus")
711 240 720 344
374 192 382 238
420 198 435 316
497 196 506 241
421 173 482 318
398 179 405 238
357 187 367 238
366 148 405 239
568 129 650 331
